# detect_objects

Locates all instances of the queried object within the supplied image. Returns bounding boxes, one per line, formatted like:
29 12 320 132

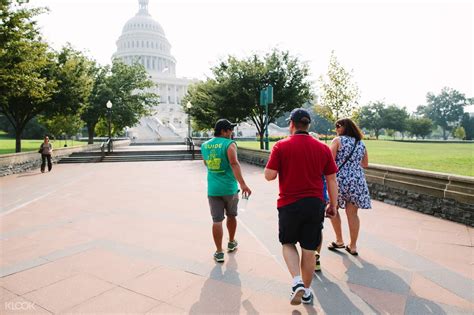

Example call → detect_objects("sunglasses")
335 124 342 128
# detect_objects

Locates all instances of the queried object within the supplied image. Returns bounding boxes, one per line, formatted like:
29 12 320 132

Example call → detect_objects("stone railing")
0 139 130 176
229 147 473 226
365 165 473 225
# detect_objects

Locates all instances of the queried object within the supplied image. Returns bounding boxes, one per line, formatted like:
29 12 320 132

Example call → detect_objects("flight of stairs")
130 141 185 146
101 150 202 163
58 148 202 164
58 152 103 164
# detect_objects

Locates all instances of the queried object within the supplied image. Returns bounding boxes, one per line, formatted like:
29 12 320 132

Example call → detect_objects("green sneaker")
227 239 238 252
214 251 224 263
314 252 321 272
315 259 321 272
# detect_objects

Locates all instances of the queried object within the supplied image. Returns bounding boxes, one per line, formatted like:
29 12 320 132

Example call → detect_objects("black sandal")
345 245 359 256
328 241 345 250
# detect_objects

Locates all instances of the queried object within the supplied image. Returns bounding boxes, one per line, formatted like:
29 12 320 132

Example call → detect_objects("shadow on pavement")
242 299 259 315
189 254 243 314
313 271 365 315
405 296 448 315
343 255 447 315
344 256 412 295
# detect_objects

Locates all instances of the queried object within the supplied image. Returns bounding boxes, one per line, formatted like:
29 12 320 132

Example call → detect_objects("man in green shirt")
201 119 252 263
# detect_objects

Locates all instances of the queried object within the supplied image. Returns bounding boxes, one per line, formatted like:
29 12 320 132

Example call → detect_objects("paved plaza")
0 161 473 314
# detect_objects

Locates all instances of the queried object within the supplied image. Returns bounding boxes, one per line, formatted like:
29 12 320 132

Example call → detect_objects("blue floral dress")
335 136 372 209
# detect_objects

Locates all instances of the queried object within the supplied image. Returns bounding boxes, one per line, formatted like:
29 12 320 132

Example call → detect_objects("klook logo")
4 301 36 311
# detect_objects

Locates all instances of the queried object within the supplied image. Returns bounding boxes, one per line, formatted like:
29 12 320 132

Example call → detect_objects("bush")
454 126 466 140
268 136 287 141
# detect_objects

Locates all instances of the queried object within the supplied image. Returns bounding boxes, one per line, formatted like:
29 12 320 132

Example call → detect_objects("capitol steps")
101 152 202 163
130 141 185 146
58 150 202 164
58 152 103 164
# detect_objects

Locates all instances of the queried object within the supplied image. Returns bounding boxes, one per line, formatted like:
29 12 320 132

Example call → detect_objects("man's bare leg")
212 222 223 252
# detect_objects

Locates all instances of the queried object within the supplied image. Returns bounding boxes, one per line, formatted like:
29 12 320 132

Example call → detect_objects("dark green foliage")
418 87 468 140
184 49 313 149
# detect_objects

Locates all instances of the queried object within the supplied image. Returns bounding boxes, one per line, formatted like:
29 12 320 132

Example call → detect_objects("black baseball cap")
214 119 237 135
287 108 311 123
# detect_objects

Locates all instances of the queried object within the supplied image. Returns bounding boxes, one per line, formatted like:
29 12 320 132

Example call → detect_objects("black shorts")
277 197 325 250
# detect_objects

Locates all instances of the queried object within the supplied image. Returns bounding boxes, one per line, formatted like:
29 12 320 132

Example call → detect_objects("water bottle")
239 193 249 212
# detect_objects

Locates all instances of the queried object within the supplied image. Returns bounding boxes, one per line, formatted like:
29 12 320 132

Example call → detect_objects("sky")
32 0 473 113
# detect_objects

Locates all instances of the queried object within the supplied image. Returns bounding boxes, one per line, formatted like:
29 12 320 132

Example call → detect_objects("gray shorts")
208 194 239 222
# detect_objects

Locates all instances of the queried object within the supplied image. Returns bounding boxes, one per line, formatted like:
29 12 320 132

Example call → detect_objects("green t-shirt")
201 137 238 196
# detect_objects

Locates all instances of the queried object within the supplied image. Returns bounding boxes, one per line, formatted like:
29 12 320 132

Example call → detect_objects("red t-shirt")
266 133 338 208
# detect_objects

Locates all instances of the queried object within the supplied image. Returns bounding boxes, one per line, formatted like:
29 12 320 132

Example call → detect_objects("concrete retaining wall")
209 146 474 226
0 140 131 176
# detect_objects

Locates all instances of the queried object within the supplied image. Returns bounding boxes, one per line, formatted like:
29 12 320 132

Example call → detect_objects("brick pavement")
0 161 472 314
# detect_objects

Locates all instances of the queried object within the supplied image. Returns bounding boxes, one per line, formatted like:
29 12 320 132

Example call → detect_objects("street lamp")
186 101 192 140
106 100 112 153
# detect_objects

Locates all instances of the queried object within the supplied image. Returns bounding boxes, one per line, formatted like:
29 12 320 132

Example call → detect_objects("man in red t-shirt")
264 108 338 305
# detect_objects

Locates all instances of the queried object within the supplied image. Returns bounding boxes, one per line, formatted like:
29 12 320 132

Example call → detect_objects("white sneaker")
290 282 305 305
302 288 314 304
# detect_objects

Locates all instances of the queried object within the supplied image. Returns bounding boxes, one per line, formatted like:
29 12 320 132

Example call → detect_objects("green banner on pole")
260 85 273 106
267 85 273 104
260 89 267 106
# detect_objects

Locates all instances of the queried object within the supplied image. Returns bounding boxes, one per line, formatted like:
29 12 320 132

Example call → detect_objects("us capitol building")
113 0 194 141
113 0 288 140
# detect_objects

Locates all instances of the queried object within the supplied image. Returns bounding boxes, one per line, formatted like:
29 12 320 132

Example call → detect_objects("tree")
419 87 468 140
0 114 47 139
318 51 360 121
406 117 433 139
34 45 95 145
385 129 396 139
0 0 57 152
358 102 385 139
38 113 83 140
275 103 333 135
180 80 220 131
461 113 474 140
81 60 159 143
82 64 111 143
43 45 95 117
105 61 159 134
184 49 313 149
382 105 409 138
309 105 333 134
453 126 466 140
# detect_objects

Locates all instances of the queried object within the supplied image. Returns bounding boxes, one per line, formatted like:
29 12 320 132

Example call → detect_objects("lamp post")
186 101 192 141
106 100 112 153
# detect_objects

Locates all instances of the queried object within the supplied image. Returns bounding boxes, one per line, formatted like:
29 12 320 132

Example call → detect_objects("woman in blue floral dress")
328 118 371 255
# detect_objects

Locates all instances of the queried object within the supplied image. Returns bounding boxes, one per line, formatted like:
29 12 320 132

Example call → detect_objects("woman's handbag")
338 140 359 171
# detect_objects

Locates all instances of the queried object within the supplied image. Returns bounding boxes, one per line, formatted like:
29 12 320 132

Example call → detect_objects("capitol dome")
113 0 197 141
122 13 165 36
113 0 176 76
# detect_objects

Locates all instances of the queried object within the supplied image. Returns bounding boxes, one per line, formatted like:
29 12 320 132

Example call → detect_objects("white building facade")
113 0 194 140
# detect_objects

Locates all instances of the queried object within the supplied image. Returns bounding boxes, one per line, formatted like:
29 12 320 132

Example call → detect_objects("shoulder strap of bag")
338 139 359 171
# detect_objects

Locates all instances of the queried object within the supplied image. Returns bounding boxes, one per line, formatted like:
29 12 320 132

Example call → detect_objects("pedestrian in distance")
328 118 371 256
201 119 252 263
264 108 339 305
38 136 53 173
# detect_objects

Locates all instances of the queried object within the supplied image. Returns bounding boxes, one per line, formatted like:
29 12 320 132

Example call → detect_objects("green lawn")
0 134 88 155
237 140 474 177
